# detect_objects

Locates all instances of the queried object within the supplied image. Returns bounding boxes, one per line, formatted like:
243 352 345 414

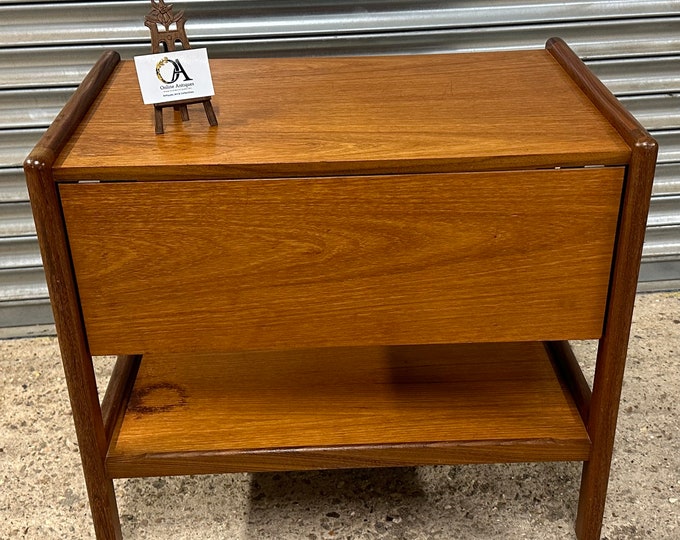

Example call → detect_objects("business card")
134 48 215 105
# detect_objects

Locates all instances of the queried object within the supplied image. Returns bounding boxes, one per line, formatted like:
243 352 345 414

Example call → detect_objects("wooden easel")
145 0 217 134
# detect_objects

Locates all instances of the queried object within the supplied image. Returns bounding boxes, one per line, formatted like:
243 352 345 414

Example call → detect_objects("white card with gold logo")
134 48 215 105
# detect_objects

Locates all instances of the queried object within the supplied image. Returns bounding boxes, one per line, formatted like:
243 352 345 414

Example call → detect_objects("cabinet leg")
574 334 629 540
84 476 122 540
575 460 609 540
66 372 123 539
59 346 123 539
25 135 124 539
63 363 123 539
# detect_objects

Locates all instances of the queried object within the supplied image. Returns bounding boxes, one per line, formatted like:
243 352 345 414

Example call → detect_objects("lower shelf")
106 342 591 478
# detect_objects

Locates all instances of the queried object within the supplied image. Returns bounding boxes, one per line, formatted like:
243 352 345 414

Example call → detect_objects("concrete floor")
1 292 678 539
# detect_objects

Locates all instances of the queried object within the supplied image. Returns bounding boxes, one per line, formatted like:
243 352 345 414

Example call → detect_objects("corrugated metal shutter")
2 1 679 335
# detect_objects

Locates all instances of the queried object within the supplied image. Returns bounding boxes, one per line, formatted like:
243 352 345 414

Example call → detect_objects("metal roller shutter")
2 0 679 335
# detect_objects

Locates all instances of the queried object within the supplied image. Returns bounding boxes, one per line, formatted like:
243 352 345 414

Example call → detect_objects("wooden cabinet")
25 38 657 539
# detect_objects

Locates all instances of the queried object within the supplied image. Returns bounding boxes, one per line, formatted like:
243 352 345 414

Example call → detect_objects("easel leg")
154 106 164 135
179 104 190 121
203 99 218 126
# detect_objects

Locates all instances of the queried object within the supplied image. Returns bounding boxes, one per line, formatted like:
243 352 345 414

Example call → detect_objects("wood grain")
106 342 590 477
52 50 629 181
60 167 623 356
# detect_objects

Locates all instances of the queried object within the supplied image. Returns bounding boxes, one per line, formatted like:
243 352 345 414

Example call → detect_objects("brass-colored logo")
155 56 193 84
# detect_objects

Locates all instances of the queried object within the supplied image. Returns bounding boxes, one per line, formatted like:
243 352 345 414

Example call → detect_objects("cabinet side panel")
60 169 623 355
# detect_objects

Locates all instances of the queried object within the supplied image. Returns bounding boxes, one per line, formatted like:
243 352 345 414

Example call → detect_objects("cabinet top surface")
53 49 630 180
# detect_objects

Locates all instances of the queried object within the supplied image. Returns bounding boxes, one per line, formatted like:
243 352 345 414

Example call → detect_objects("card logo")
155 57 193 85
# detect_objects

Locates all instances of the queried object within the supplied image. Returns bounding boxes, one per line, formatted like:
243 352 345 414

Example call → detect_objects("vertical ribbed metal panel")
2 1 679 333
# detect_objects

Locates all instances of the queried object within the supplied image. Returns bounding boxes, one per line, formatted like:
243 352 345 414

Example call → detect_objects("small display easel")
145 0 217 134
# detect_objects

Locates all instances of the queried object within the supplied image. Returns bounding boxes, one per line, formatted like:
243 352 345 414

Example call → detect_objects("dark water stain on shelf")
128 382 188 415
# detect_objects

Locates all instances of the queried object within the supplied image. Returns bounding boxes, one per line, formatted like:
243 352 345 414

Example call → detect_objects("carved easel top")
145 0 190 53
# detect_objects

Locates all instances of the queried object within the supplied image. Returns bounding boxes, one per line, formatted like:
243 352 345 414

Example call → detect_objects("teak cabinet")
25 39 657 539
